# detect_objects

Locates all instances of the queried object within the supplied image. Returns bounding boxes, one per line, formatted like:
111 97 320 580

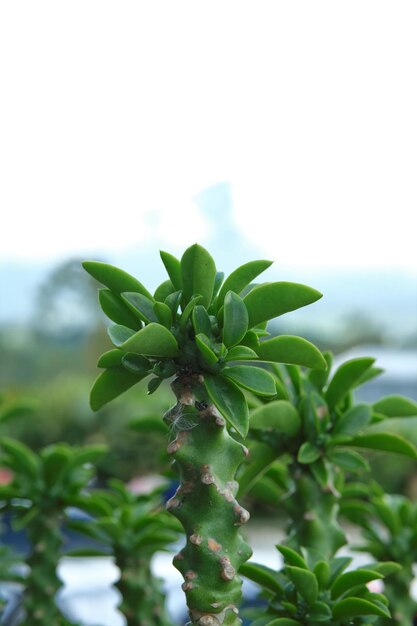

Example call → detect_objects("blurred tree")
32 258 103 342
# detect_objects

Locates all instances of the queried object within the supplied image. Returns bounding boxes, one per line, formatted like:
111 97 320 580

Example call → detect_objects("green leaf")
310 459 329 487
0 437 39 480
237 443 277 497
195 334 218 366
277 545 308 569
331 569 383 599
332 597 390 618
180 244 216 308
250 400 301 436
372 499 401 534
154 279 176 302
333 404 372 436
69 445 108 469
244 282 322 327
223 365 276 397
121 292 157 324
360 561 401 577
90 367 146 411
250 475 283 505
97 349 123 368
327 449 369 473
217 260 273 307
160 250 182 289
98 289 142 329
82 261 153 299
286 566 319 604
42 446 72 487
313 561 330 589
204 373 249 437
350 432 417 459
222 292 249 347
329 557 352 584
179 295 204 332
120 323 179 357
257 336 327 370
108 324 136 347
192 305 212 337
153 301 173 328
241 330 259 350
309 351 333 390
353 366 384 389
373 395 417 418
213 271 224 298
121 353 151 375
308 601 332 621
165 290 182 317
148 377 163 395
224 346 259 362
297 442 321 464
325 358 375 409
239 562 283 593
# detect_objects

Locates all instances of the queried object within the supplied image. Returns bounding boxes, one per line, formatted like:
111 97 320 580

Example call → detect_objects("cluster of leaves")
67 480 180 626
83 244 326 436
242 545 399 625
68 478 180 561
240 356 417 504
0 438 107 520
0 439 180 626
237 355 417 623
341 483 417 626
0 439 106 625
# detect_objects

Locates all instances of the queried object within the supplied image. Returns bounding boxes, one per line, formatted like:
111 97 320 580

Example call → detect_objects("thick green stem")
165 374 252 626
383 567 417 626
283 470 345 560
115 552 173 626
24 514 64 625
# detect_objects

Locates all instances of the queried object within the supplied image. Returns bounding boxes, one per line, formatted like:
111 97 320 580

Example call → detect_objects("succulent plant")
0 438 106 625
68 479 180 626
342 482 417 626
242 544 399 625
84 243 326 626
240 356 417 559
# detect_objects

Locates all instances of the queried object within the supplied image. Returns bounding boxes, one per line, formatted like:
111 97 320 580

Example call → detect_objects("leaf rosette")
84 244 326 437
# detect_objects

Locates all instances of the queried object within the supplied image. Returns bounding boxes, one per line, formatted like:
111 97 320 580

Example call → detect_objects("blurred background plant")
1 220 416 490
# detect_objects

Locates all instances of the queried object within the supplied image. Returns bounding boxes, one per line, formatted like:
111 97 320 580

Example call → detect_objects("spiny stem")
165 374 252 626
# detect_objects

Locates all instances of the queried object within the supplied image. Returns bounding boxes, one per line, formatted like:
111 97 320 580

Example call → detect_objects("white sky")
1 2 416 270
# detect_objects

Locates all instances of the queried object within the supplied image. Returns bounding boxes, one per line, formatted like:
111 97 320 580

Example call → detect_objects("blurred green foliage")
0 257 415 491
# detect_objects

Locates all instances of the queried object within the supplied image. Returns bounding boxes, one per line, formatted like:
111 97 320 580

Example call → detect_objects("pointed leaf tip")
257 335 327 370
244 282 322 327
180 244 216 308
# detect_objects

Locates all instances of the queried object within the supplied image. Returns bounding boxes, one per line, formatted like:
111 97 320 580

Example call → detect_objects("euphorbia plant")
0 438 106 626
238 357 417 622
243 544 398 625
68 479 181 626
239 356 417 558
83 243 326 626
342 481 417 626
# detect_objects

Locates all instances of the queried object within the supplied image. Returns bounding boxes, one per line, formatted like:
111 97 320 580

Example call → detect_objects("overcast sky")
1 2 416 271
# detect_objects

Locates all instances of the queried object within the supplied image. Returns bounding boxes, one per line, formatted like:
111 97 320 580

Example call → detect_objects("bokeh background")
1 1 416 494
